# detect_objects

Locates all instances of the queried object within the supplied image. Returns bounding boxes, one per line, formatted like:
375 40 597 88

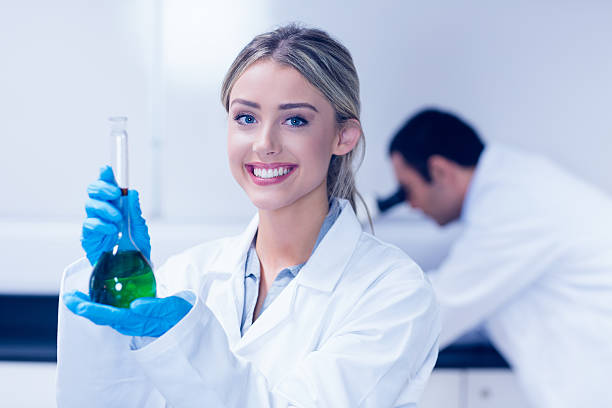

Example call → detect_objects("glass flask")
89 117 157 308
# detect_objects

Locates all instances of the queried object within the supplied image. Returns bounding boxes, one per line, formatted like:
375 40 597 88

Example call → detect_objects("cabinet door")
466 369 532 408
420 369 462 408
0 362 56 407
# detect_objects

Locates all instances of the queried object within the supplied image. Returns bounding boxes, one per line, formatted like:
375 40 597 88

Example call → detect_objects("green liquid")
89 250 156 308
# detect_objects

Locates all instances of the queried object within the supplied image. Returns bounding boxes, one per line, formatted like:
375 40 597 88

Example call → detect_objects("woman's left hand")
62 291 192 337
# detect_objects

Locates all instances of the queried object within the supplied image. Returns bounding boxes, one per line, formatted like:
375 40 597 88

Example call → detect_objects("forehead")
229 59 328 107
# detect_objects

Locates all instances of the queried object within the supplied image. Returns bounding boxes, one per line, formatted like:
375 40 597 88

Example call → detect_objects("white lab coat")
429 143 612 407
56 199 440 408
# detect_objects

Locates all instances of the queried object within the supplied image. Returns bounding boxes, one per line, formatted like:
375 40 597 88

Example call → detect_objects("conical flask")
89 117 156 308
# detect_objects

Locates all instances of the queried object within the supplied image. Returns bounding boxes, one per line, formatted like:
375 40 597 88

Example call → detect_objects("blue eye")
235 114 256 125
285 116 308 127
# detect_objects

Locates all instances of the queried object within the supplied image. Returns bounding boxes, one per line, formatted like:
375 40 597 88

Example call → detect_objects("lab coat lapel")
204 213 259 348
236 277 297 350
236 200 363 350
296 200 363 292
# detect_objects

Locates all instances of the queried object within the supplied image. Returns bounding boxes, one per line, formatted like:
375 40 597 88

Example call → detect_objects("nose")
252 125 281 157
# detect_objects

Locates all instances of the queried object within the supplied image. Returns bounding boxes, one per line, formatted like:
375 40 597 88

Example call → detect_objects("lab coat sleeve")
130 268 440 407
429 195 562 348
56 258 166 408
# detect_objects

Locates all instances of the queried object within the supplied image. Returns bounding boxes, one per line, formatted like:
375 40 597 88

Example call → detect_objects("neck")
457 166 476 212
256 183 329 277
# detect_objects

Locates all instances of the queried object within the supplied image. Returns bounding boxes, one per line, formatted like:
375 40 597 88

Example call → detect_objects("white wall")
290 0 612 198
0 0 157 220
2 0 610 224
158 0 612 224
1 0 611 290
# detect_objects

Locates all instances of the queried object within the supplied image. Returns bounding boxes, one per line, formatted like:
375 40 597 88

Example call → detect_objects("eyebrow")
279 103 318 113
230 99 260 109
230 99 318 113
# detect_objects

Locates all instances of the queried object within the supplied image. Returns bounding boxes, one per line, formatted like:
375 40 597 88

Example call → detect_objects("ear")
428 155 455 185
332 119 361 156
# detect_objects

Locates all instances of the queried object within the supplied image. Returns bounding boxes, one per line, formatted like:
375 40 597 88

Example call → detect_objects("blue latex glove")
62 290 193 337
81 165 151 265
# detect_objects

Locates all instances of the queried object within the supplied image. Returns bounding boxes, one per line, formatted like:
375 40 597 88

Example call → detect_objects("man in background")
385 108 612 408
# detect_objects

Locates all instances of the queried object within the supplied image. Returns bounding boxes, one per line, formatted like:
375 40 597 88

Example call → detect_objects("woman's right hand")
81 165 151 265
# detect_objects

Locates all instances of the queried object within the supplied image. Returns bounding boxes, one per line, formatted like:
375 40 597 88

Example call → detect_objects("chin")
239 174 327 213
247 192 297 212
252 201 288 212
435 214 459 226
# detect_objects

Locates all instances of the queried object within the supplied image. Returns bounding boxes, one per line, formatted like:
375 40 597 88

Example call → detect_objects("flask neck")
116 193 138 253
112 130 129 190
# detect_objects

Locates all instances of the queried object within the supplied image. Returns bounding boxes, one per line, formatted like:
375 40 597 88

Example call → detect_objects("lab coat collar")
208 198 362 292
243 199 363 350
209 212 260 276
295 199 363 292
204 199 363 348
460 143 494 222
460 143 513 222
203 214 259 345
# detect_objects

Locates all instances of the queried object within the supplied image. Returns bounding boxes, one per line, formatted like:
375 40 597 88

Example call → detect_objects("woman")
58 24 440 407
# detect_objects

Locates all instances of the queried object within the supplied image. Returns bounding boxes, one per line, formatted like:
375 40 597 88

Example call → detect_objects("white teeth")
252 166 293 179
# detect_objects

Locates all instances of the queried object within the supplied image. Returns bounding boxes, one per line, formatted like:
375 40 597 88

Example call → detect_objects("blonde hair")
221 23 371 224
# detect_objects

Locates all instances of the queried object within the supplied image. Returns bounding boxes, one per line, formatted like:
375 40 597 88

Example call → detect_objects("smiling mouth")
245 164 297 179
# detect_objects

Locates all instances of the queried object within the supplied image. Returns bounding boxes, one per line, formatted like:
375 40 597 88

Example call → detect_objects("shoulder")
346 230 430 292
331 230 439 334
359 231 423 273
467 143 601 226
464 144 546 223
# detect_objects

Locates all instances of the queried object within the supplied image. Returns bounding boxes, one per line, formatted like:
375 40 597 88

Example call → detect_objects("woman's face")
227 59 342 211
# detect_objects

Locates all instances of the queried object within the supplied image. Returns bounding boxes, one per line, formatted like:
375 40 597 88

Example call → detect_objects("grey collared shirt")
240 199 342 336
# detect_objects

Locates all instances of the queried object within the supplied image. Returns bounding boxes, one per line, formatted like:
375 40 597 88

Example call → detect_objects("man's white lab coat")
56 199 440 407
430 143 612 407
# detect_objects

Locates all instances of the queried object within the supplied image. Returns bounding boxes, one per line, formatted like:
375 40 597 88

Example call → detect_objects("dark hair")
388 108 485 182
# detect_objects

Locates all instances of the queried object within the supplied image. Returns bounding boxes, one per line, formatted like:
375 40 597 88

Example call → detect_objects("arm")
429 211 559 348
130 269 440 407
56 259 166 408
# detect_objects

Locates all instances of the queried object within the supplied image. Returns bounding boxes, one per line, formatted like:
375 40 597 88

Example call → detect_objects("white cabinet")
0 362 56 407
0 363 533 408
420 369 463 408
465 370 531 408
421 369 531 408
